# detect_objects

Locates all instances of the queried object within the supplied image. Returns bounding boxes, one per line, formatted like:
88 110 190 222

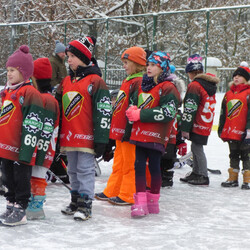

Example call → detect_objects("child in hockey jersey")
126 51 181 217
26 58 60 220
180 54 219 186
0 45 44 226
95 46 146 205
57 36 111 221
219 64 250 189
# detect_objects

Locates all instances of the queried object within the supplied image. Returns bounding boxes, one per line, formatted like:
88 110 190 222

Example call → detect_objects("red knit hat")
66 36 96 65
33 58 52 79
233 66 250 81
6 45 34 82
121 47 146 66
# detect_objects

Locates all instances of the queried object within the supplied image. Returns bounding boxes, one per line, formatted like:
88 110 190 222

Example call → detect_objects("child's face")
187 72 197 81
147 62 162 77
233 75 247 85
7 67 24 84
67 51 86 71
122 59 137 75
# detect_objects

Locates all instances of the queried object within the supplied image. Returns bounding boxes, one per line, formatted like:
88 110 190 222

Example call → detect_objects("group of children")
0 35 249 226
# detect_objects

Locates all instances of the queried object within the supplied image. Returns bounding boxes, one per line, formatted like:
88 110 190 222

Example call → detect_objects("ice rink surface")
1 93 249 250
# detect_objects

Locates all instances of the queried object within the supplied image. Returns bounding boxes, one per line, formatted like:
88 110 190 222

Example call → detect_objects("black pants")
135 146 162 194
2 159 32 209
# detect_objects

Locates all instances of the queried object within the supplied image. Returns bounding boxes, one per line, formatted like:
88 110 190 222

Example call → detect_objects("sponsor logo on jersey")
23 112 43 133
97 96 111 116
227 99 243 120
138 93 154 109
41 118 54 139
113 90 126 116
63 91 83 121
184 98 197 113
0 100 16 125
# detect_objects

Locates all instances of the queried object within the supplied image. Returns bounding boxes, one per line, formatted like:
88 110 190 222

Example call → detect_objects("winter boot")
61 191 80 215
2 203 27 226
188 175 209 186
162 171 174 187
131 192 149 218
147 192 160 214
180 171 199 183
74 194 92 221
0 201 14 221
241 170 250 190
221 168 239 187
26 195 46 220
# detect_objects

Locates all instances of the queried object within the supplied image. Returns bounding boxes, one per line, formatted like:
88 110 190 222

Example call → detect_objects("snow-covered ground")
1 93 250 250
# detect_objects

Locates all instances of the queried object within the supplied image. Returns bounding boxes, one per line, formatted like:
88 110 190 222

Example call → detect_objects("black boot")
61 191 80 215
188 175 209 186
221 180 238 187
180 172 198 183
74 195 92 221
162 171 174 187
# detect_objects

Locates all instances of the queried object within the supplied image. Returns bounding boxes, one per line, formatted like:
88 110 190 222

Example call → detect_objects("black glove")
94 143 106 158
103 150 114 162
243 129 250 145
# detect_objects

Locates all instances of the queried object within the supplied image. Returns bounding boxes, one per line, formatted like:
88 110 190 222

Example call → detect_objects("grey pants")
66 151 95 199
191 142 208 177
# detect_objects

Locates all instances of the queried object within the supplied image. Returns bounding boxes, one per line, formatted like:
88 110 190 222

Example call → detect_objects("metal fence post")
204 9 210 73
104 17 109 83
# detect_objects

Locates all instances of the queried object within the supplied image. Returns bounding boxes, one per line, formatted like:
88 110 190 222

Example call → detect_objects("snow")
202 57 222 67
1 93 250 249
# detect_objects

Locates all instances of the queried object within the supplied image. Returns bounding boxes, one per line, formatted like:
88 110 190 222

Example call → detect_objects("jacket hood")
194 73 219 96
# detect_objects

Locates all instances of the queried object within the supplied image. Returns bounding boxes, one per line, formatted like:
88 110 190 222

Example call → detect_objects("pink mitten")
126 106 141 122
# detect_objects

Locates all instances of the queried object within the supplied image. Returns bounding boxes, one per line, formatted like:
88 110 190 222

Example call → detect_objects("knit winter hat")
33 58 52 79
121 47 146 66
233 66 250 81
66 36 96 65
185 54 204 73
55 40 66 54
147 51 171 73
6 45 34 82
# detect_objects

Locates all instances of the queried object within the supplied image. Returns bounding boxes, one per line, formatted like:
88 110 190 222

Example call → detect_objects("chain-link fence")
0 5 249 90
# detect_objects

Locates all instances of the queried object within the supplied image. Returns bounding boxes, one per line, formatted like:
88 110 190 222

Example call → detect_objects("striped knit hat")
66 36 96 65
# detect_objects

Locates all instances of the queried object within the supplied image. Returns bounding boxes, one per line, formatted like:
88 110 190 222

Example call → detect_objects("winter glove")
94 143 107 158
243 129 250 144
103 150 114 162
126 105 141 122
177 142 187 156
181 131 190 140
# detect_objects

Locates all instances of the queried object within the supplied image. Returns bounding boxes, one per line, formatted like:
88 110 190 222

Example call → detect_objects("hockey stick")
176 152 221 174
47 169 72 191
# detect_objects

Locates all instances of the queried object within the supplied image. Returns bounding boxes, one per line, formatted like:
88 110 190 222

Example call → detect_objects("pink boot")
131 192 149 217
147 192 160 214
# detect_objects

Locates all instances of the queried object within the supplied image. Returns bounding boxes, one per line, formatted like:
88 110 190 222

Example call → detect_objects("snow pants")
228 141 250 170
2 159 32 209
103 140 136 203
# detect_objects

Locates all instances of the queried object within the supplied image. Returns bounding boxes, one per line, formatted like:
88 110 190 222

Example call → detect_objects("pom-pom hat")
66 36 96 65
185 54 204 73
147 51 171 73
6 45 34 82
33 58 52 80
233 66 250 81
121 47 147 66
55 40 66 54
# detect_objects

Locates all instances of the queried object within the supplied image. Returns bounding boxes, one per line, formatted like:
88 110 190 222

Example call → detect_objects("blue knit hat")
55 40 66 54
185 54 203 73
147 51 171 73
